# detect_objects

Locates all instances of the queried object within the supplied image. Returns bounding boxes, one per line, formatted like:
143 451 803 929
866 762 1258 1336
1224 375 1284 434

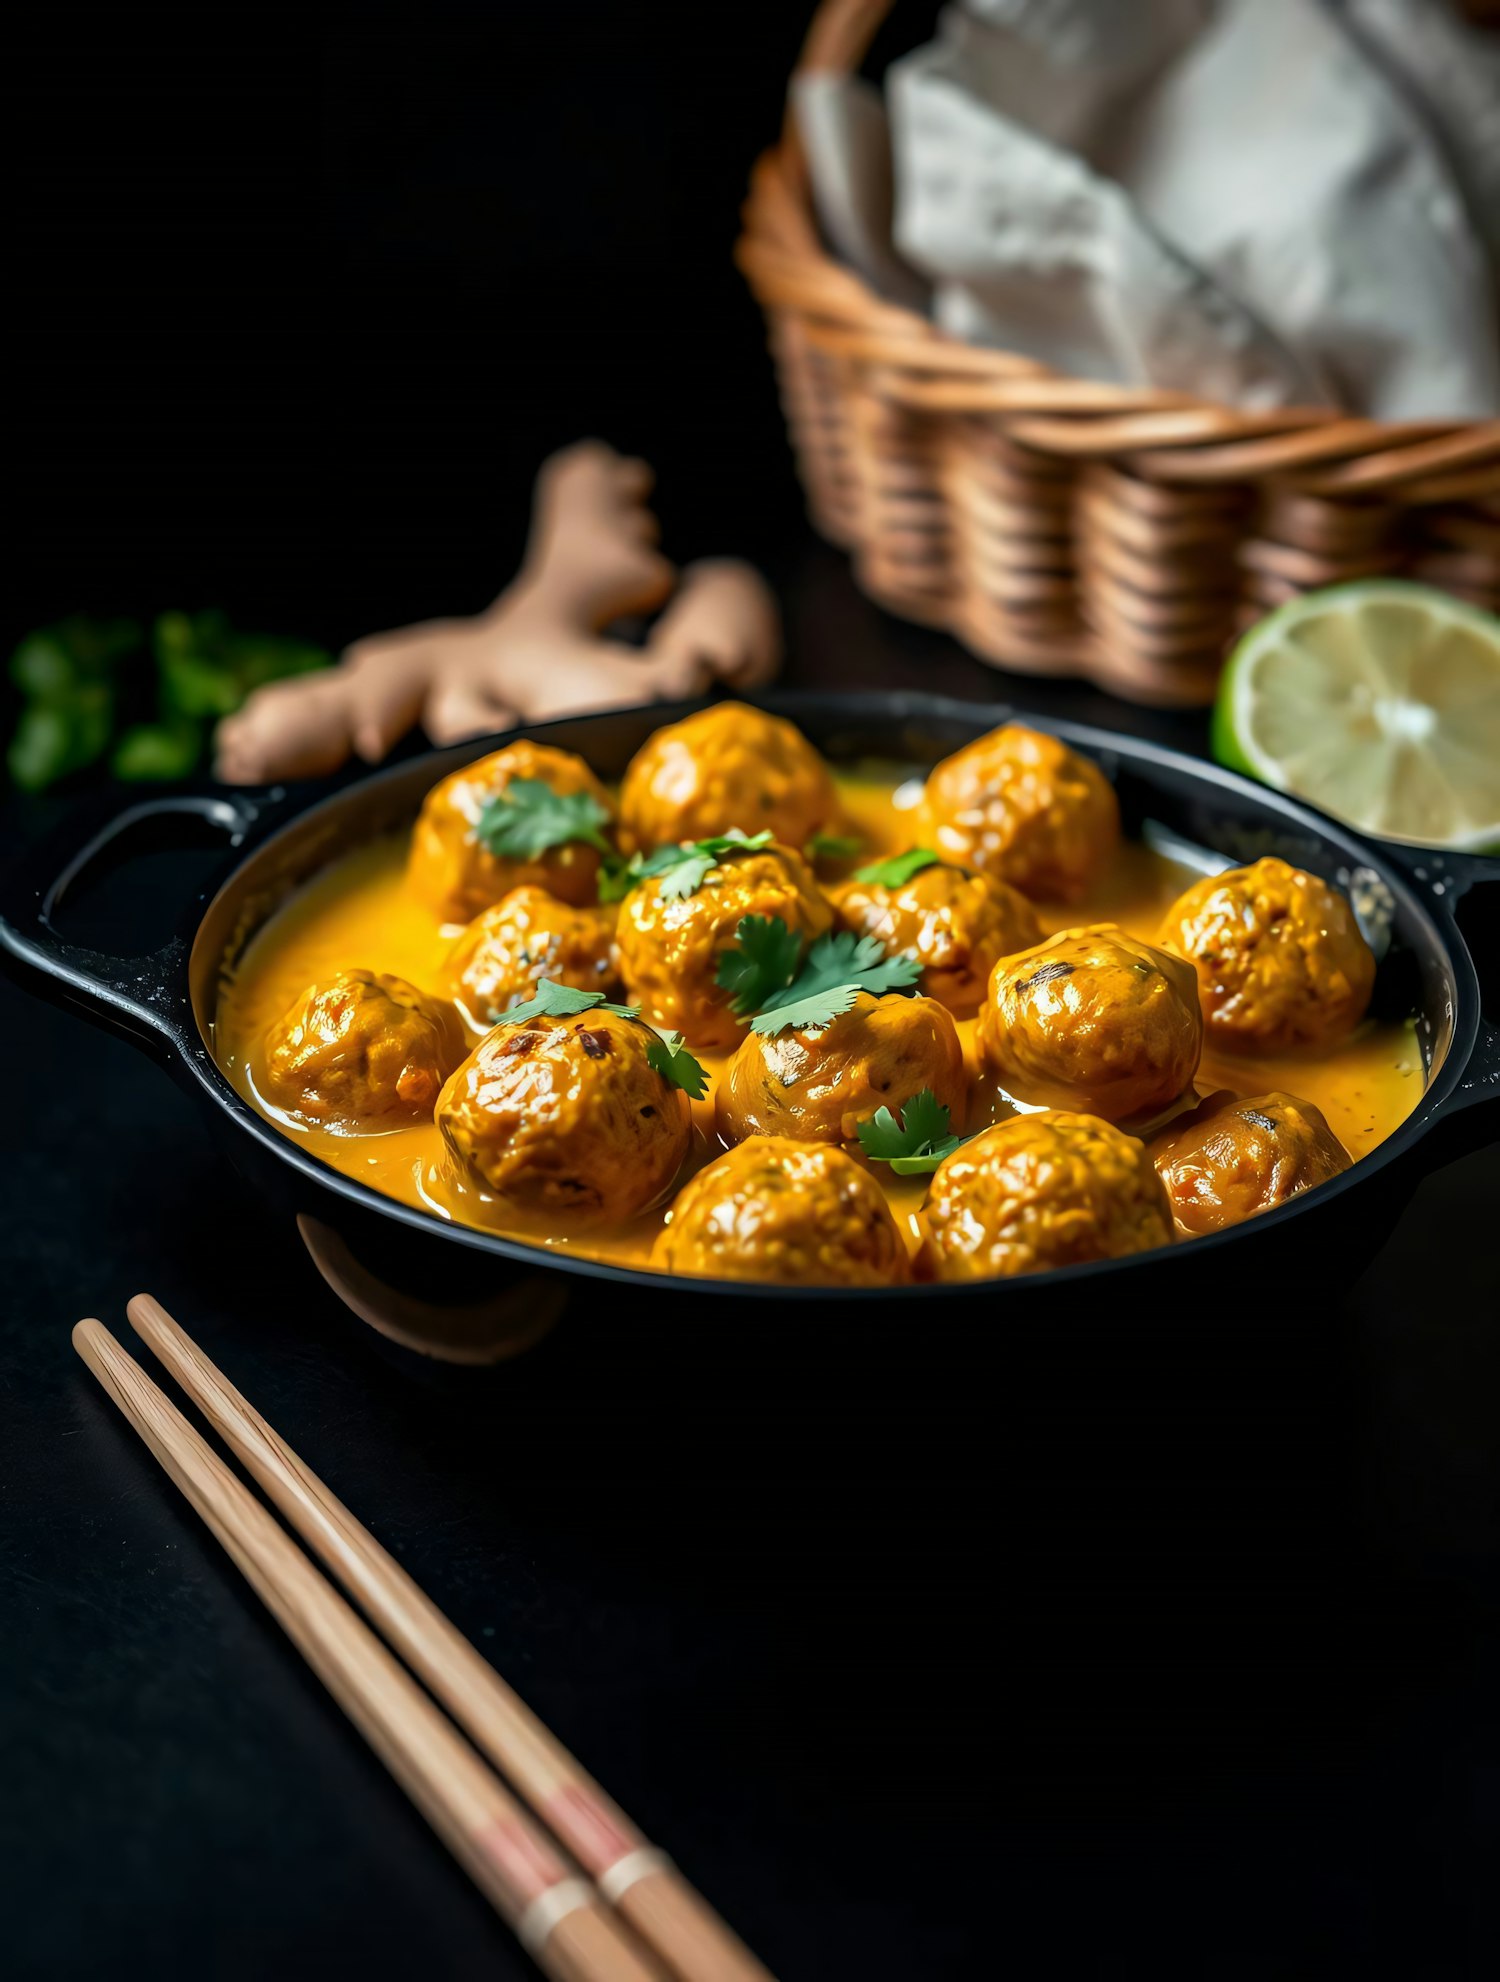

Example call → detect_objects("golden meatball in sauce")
262 969 464 1130
978 926 1202 1123
652 1137 908 1286
1158 856 1375 1054
917 1112 1173 1281
435 1007 689 1229
716 991 965 1148
617 842 833 1051
1152 1089 1351 1237
442 887 619 1031
832 857 1041 1016
921 723 1119 901
409 740 616 923
619 702 836 853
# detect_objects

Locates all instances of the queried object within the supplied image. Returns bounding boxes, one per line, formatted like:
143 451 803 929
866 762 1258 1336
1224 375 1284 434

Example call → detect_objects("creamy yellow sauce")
213 771 1424 1272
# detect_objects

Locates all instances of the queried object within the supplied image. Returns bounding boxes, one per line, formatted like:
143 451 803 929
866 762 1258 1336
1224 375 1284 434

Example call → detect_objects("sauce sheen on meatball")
409 740 615 922
262 969 464 1130
1158 856 1376 1053
918 1111 1174 1280
619 702 836 852
617 842 833 1051
832 860 1040 1016
978 925 1202 1123
921 724 1119 901
653 1137 909 1286
717 990 966 1147
436 1007 690 1229
443 887 619 1030
1152 1088 1351 1235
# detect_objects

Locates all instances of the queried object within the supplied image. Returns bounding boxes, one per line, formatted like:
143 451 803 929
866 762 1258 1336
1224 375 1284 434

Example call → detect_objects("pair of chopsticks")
75 1298 772 1982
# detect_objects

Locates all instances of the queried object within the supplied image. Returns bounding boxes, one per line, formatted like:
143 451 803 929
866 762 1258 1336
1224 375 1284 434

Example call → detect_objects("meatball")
262 969 464 1129
617 842 833 1051
1152 1089 1351 1236
978 926 1202 1122
435 1008 689 1229
408 740 616 922
442 887 619 1030
717 991 966 1147
652 1137 908 1286
832 860 1041 1016
1157 856 1376 1053
917 1111 1173 1281
619 702 836 852
920 723 1119 901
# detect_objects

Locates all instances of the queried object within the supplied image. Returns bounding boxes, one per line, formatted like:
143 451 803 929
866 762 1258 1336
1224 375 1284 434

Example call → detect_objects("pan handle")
1372 841 1498 1122
0 787 267 1064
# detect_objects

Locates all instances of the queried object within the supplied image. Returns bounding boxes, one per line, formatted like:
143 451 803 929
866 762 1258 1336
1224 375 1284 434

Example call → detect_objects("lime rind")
1213 581 1500 853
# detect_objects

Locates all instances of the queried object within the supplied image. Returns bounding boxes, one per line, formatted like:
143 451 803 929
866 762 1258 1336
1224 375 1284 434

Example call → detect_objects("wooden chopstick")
73 1318 661 1982
125 1293 772 1982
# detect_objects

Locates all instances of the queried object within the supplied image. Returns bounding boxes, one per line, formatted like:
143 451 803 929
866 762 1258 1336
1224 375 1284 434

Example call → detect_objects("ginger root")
214 441 782 784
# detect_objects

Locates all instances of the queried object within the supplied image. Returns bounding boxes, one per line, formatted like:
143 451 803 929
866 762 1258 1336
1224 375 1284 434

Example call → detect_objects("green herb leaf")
853 847 942 887
497 979 642 1025
805 832 863 862
111 720 203 782
748 928 922 1035
475 779 615 863
715 914 805 1017
644 1030 710 1099
604 829 775 904
855 1089 966 1174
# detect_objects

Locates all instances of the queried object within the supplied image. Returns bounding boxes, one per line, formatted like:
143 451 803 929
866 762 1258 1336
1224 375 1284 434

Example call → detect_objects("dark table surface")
3 545 1497 1980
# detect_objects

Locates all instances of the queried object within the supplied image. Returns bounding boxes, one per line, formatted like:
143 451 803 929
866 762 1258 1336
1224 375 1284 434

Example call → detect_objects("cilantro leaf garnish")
853 847 942 888
644 1030 709 1099
475 779 614 863
855 1089 966 1174
498 979 640 1025
715 914 805 1017
805 832 863 862
598 829 774 904
747 927 923 1035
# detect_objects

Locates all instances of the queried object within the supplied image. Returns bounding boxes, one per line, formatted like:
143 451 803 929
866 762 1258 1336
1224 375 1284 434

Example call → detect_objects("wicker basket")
736 0 1500 706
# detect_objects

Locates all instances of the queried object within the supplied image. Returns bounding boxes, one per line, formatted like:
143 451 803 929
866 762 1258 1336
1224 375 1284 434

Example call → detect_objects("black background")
5 6 1499 1978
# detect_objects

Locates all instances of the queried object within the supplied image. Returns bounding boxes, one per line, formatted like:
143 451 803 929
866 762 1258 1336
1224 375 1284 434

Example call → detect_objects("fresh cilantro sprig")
644 1030 709 1099
494 981 707 1097
476 780 614 863
597 829 774 904
715 915 805 1017
855 1089 966 1175
805 832 863 862
714 915 923 1033
853 847 942 887
500 980 640 1024
752 929 922 1033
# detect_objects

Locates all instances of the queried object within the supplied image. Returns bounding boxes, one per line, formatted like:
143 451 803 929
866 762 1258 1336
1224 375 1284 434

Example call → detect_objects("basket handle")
795 0 896 77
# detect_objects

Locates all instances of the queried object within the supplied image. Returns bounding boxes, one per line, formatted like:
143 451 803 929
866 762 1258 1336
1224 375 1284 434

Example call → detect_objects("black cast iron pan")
4 693 1496 1364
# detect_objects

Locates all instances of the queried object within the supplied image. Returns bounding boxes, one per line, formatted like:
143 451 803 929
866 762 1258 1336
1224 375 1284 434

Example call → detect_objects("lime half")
1213 580 1500 852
